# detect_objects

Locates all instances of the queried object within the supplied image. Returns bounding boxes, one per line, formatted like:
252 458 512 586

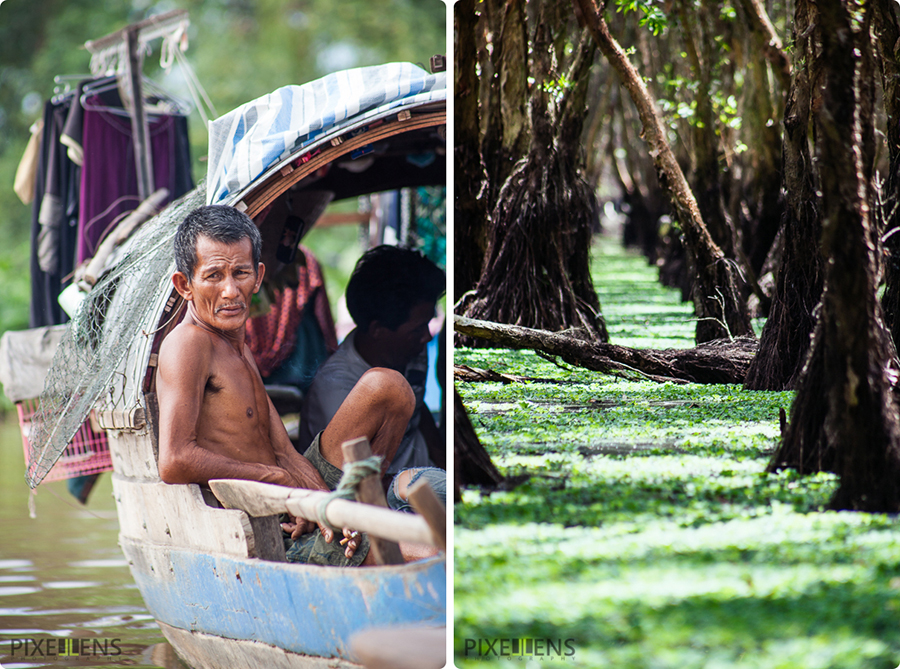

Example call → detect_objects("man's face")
379 301 436 370
175 235 263 333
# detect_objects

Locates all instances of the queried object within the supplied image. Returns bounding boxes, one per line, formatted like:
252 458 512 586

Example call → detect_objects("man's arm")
265 384 363 551
156 325 292 486
264 390 330 492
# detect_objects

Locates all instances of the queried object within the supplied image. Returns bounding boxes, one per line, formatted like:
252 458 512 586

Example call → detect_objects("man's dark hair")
346 245 445 331
174 205 262 281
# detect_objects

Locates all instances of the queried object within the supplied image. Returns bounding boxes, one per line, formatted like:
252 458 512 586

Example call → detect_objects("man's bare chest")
202 357 266 422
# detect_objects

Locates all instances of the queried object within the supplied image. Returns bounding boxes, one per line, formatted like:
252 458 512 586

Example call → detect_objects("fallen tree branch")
455 316 758 385
454 364 580 385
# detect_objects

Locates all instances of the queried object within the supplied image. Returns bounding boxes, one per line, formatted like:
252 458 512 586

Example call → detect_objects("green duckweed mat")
454 236 900 669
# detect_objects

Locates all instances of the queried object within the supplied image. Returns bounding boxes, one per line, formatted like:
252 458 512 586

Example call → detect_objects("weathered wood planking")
113 474 257 557
119 537 447 662
158 622 362 669
106 429 159 480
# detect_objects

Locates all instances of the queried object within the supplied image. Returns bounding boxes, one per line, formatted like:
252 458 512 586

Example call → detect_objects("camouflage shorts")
283 431 370 567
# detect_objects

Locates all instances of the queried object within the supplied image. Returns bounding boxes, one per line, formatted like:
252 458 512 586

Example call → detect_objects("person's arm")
265 391 330 492
264 391 357 550
156 326 292 486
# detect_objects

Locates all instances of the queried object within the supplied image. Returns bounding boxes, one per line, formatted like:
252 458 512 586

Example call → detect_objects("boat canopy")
206 62 446 206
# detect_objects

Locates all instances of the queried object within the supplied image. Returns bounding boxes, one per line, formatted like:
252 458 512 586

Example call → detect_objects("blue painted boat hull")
121 537 446 662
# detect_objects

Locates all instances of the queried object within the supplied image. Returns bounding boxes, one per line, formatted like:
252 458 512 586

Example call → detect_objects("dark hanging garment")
76 97 193 264
29 97 80 328
59 78 107 167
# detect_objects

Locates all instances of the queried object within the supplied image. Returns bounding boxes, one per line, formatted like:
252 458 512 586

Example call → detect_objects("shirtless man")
156 204 422 566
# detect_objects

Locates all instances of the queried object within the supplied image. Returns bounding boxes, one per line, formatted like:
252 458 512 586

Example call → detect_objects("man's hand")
258 465 300 487
279 518 362 559
340 528 362 559
279 512 340 544
266 467 324 539
280 516 318 539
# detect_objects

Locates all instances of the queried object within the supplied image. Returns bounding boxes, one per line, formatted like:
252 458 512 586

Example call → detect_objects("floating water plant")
454 239 900 668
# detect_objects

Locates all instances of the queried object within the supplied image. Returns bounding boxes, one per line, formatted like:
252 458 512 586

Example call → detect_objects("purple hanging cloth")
77 95 192 264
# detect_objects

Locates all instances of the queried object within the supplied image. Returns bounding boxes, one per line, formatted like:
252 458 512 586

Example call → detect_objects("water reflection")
0 418 187 668
0 587 40 597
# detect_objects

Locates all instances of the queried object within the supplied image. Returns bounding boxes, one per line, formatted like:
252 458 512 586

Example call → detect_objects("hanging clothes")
27 77 193 326
245 246 338 393
25 76 194 503
59 76 112 167
29 96 81 328
76 91 193 264
14 118 43 205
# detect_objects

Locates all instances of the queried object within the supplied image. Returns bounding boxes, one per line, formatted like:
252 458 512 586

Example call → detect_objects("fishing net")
25 183 207 488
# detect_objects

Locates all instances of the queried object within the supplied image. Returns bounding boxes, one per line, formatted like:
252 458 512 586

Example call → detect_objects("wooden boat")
23 62 447 669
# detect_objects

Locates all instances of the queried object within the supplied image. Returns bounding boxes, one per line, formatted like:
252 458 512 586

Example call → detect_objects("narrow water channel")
0 416 186 668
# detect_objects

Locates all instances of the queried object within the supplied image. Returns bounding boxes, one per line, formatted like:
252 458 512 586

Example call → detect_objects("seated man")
156 205 431 566
298 245 446 509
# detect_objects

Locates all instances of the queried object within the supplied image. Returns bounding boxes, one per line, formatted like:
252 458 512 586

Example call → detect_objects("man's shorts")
283 431 371 567
386 467 447 513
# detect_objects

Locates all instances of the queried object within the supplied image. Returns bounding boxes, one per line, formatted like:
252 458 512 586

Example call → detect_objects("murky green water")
0 417 186 668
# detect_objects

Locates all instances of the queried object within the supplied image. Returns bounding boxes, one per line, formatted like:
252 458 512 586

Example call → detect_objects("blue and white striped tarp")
206 62 446 205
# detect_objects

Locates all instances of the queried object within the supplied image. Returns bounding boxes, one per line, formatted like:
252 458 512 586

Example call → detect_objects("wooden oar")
208 478 437 547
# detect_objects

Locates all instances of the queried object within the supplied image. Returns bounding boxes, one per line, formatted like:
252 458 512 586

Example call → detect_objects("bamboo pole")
208 479 436 547
125 28 154 201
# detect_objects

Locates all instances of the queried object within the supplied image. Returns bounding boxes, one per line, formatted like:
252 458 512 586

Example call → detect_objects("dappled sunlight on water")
0 417 187 668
